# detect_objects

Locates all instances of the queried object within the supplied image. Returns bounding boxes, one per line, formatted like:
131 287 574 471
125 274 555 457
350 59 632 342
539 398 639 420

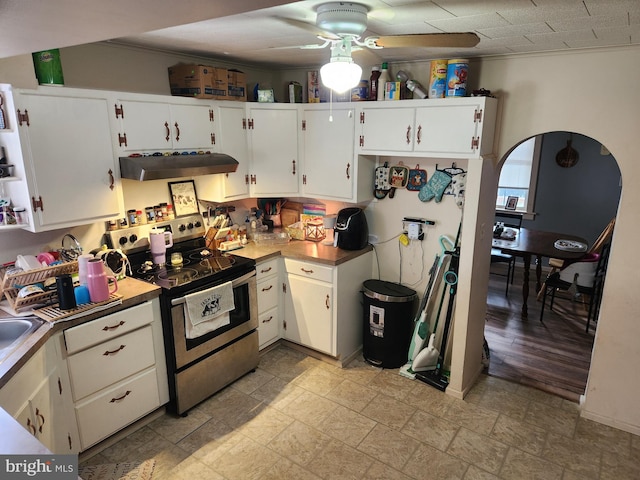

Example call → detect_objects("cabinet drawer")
67 326 155 401
75 368 160 450
256 259 278 282
258 306 279 348
64 301 154 355
285 258 333 283
257 277 279 312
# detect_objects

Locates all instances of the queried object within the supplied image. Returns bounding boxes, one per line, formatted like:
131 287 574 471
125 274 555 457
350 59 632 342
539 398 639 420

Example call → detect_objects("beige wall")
1 43 638 435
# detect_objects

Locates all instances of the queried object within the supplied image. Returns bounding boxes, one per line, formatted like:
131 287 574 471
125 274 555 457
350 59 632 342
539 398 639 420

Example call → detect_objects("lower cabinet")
0 332 80 453
256 258 280 349
62 299 169 451
282 252 373 364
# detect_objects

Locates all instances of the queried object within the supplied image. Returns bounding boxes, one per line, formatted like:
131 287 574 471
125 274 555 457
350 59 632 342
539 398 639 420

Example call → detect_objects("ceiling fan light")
320 58 362 93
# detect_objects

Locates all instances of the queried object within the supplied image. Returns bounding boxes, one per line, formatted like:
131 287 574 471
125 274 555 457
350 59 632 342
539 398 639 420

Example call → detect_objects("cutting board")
281 208 300 228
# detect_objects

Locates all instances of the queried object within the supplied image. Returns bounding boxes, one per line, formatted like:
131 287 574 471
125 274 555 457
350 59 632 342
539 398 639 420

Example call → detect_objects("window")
496 135 541 215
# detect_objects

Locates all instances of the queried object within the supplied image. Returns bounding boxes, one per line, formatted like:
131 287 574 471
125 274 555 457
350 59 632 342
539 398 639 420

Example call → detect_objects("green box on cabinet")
168 63 215 99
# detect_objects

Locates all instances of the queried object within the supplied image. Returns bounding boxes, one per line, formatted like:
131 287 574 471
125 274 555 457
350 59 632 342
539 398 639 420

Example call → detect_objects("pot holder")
389 163 409 189
374 162 392 199
418 169 452 203
407 164 427 191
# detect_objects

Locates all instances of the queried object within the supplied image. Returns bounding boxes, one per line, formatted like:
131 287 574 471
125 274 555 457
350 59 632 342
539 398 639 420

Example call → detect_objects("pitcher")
86 258 118 303
149 228 174 265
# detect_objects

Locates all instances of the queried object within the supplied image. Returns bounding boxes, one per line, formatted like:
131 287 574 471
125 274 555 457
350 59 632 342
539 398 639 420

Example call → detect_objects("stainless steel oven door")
170 270 257 369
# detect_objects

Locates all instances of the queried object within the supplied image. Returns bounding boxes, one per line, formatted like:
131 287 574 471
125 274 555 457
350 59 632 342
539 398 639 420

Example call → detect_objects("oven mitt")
374 163 392 199
407 164 427 191
419 169 452 203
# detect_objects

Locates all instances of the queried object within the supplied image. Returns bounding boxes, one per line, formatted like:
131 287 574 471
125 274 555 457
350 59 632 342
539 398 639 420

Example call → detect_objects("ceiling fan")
279 2 479 92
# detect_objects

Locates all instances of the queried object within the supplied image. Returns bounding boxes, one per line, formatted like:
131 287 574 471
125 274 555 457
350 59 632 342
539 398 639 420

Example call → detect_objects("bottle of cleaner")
369 66 381 101
377 62 390 101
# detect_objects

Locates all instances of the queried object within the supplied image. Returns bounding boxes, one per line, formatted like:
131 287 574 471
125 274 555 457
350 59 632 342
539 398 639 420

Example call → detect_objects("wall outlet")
407 223 421 240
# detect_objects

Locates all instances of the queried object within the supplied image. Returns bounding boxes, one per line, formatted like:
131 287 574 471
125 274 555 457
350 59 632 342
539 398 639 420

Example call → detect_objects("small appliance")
334 207 368 250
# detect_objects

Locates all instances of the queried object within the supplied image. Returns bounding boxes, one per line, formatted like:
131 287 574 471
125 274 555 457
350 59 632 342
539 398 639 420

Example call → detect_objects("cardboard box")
385 81 401 100
168 64 215 99
227 69 247 101
288 81 302 103
210 67 228 100
308 71 320 103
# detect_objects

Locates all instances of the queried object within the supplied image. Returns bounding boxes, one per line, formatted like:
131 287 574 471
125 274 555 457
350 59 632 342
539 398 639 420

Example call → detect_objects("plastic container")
145 206 155 223
369 66 381 101
446 59 469 97
32 49 64 85
377 63 390 101
429 59 448 98
362 280 417 368
127 209 138 226
351 80 369 101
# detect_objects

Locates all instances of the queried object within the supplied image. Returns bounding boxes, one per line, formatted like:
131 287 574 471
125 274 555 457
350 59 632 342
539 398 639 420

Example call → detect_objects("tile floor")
81 345 640 479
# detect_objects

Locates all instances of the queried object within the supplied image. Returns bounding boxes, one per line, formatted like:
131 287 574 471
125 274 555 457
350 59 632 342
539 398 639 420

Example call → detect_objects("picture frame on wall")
505 195 519 211
169 180 199 217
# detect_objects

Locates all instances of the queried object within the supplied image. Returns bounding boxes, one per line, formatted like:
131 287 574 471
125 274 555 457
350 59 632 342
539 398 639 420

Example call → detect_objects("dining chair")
539 242 610 332
490 212 523 295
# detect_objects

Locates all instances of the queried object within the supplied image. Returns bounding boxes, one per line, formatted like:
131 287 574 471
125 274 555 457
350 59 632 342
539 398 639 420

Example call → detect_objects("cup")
56 274 76 310
74 285 91 305
86 258 118 303
170 252 183 266
77 254 94 286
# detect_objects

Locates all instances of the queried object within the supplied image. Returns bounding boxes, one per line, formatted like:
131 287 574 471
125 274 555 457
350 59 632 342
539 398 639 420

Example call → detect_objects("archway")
484 131 621 401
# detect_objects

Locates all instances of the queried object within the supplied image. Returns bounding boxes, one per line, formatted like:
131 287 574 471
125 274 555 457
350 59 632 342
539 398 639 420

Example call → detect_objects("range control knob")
194 221 202 228
179 224 186 232
129 234 137 243
118 236 128 246
187 222 194 230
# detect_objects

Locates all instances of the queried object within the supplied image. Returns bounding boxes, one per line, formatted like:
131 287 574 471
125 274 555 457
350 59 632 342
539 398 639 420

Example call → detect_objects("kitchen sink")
0 317 43 362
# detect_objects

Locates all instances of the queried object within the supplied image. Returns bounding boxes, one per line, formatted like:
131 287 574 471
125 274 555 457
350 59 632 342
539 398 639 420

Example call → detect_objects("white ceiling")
2 0 640 68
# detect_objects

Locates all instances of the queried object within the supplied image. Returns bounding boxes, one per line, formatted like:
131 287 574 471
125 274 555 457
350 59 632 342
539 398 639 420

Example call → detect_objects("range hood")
119 153 239 181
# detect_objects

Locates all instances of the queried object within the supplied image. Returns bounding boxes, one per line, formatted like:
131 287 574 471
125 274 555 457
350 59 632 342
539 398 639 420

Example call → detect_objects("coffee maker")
334 208 368 250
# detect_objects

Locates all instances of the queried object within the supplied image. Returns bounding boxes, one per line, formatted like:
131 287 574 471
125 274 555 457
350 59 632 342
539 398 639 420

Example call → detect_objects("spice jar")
145 206 155 223
136 210 144 225
166 204 175 220
118 217 128 229
154 205 164 222
127 209 138 226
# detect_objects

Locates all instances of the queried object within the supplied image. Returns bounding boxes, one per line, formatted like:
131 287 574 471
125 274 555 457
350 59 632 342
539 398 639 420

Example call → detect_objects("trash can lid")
363 280 417 303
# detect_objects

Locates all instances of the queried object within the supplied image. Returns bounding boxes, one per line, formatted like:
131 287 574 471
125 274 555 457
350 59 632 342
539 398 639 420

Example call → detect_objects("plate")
554 239 587 252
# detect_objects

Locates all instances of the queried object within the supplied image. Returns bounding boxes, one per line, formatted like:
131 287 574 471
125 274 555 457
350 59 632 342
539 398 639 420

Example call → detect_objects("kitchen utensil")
56 274 76 310
149 228 173 265
86 258 118 303
16 254 44 271
59 233 83 261
73 285 91 305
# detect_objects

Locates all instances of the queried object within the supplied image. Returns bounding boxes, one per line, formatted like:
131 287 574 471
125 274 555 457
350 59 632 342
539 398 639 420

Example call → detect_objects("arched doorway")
484 131 621 401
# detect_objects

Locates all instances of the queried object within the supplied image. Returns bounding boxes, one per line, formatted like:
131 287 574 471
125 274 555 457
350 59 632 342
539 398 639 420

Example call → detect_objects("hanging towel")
184 281 235 339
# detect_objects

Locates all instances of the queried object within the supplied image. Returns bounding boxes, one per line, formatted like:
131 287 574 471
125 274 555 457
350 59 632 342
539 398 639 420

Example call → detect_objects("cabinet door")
31 371 72 453
248 107 299 196
169 103 216 150
302 107 356 200
16 92 121 229
359 106 415 152
218 105 249 199
116 100 172 151
413 104 479 155
284 275 333 355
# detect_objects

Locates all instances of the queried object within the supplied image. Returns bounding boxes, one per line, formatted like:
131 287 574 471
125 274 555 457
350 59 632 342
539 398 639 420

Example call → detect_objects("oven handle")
170 269 256 306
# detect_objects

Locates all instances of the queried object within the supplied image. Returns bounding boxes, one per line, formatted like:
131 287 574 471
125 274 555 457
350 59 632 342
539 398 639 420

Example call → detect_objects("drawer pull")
301 268 314 274
326 294 330 309
102 320 125 331
103 345 126 356
35 408 45 433
262 316 273 323
261 285 273 292
260 266 273 273
26 417 36 436
110 390 132 403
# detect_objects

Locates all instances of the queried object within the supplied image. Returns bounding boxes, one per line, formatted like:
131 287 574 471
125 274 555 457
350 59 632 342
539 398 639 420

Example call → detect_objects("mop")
399 235 454 379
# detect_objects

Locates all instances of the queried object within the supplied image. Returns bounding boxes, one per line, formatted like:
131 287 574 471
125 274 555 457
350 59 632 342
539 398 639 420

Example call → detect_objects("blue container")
446 59 468 97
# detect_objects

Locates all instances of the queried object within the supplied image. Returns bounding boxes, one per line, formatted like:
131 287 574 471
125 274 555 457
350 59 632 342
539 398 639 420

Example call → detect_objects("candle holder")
305 219 325 242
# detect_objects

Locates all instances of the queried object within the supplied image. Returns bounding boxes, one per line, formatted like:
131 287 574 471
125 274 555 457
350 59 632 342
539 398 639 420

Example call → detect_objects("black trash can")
362 280 417 368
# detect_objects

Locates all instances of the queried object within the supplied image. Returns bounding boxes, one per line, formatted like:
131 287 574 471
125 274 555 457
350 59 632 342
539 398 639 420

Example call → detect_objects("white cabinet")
357 97 497 158
247 104 299 197
63 300 169 450
282 252 373 364
113 96 216 152
195 103 250 202
0 84 123 232
300 105 375 203
0 332 80 453
256 258 280 349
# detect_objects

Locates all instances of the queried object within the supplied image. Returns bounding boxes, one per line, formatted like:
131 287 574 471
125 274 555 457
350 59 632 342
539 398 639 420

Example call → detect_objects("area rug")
78 459 155 480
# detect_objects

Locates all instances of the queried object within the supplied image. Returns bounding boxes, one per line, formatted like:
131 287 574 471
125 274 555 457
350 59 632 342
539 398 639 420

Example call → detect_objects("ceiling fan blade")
374 33 480 48
276 16 341 41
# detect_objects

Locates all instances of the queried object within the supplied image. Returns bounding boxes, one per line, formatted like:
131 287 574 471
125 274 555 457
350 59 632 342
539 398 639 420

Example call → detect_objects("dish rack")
1 261 78 312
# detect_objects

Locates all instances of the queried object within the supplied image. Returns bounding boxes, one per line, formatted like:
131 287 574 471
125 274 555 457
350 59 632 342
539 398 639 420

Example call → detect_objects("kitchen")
1 0 640 477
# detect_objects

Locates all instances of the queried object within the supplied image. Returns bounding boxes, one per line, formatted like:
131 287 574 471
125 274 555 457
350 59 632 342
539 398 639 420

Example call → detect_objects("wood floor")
484 266 596 403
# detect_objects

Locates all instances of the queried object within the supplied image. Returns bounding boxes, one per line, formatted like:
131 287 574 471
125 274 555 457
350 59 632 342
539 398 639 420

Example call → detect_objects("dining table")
491 227 589 318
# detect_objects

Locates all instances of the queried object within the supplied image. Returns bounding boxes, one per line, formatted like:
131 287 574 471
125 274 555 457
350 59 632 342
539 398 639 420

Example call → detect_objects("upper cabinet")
300 105 374 204
0 85 123 232
247 104 299 197
112 95 216 152
357 97 497 158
